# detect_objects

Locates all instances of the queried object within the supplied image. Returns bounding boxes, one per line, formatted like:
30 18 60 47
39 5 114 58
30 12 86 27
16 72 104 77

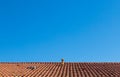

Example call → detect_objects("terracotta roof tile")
0 62 120 77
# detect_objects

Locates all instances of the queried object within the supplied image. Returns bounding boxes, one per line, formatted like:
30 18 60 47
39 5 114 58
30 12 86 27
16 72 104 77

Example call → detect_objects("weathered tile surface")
0 62 120 77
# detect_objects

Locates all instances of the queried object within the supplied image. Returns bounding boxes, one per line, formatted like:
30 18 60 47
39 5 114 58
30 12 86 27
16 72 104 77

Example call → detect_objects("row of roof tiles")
0 62 120 77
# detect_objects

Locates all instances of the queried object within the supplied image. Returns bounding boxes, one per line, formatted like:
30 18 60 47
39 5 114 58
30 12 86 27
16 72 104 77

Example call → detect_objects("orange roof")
0 62 120 77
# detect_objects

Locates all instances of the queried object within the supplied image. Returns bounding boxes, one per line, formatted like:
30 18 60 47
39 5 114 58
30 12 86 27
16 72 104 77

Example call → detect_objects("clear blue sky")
0 0 120 62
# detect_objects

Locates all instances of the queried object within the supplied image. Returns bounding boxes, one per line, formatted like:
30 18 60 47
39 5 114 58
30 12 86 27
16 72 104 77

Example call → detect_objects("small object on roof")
27 66 37 70
61 58 64 65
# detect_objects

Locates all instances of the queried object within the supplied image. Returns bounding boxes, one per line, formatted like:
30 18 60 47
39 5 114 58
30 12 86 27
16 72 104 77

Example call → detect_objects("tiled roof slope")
0 62 120 77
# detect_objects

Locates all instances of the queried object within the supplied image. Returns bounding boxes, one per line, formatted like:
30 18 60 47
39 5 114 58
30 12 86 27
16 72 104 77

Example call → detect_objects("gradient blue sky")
0 0 120 62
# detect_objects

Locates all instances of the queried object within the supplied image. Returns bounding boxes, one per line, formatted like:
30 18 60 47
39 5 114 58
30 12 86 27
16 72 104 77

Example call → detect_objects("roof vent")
27 66 37 70
61 58 64 65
